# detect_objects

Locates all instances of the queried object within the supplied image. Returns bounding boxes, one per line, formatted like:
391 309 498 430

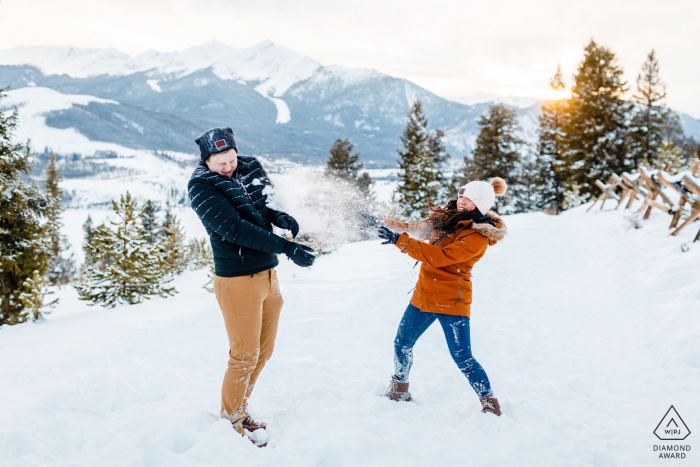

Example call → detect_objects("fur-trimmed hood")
472 210 507 244
457 211 507 245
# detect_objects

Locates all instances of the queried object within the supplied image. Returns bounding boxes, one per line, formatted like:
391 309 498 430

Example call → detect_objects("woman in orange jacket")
375 178 508 416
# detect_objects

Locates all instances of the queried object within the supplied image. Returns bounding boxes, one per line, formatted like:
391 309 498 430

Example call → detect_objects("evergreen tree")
19 270 58 322
0 88 50 326
83 215 95 245
458 104 524 212
629 50 683 168
188 238 214 270
511 153 542 213
653 140 684 174
395 101 450 220
325 139 372 197
160 201 174 238
160 209 189 277
677 136 699 166
75 192 175 308
141 200 161 245
45 153 75 285
534 65 569 213
188 238 215 292
560 40 632 201
79 215 100 280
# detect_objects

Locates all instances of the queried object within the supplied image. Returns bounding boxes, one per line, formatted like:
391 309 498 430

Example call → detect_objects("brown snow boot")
241 415 267 432
480 397 502 416
387 376 413 402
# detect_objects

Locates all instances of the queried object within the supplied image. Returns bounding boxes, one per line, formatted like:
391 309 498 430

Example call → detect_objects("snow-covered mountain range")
1 41 698 208
0 41 552 164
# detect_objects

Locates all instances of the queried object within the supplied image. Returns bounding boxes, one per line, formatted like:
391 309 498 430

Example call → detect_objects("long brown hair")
427 199 483 232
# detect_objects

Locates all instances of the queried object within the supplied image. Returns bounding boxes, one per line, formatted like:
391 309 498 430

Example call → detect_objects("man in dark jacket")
188 127 314 439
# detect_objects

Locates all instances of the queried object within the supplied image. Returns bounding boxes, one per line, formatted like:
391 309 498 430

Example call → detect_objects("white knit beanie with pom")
458 177 507 215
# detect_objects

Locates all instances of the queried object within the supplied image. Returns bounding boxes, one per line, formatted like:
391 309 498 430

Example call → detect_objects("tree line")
0 86 215 324
2 39 698 324
389 40 698 219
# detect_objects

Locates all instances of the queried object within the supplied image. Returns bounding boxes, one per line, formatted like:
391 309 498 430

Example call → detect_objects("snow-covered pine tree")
159 207 189 277
45 153 76 285
534 65 569 213
654 140 684 174
628 50 683 169
325 139 372 198
0 88 51 326
75 192 175 308
561 40 632 202
19 270 58 322
188 238 214 270
83 215 95 245
459 104 524 212
512 151 542 213
395 101 450 220
141 200 161 245
187 238 215 292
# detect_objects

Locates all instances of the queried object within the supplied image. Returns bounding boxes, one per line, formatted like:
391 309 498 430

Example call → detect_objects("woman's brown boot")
480 397 502 416
387 376 413 402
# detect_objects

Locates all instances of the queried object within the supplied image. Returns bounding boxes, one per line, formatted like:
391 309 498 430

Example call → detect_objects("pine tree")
83 215 95 245
395 101 450 220
159 209 189 277
188 238 215 292
534 65 569 213
141 200 161 245
45 153 75 285
629 50 683 168
561 39 632 201
325 139 372 197
654 140 684 174
160 201 174 238
188 238 214 270
79 215 100 280
512 152 542 213
458 104 524 212
19 270 58 322
0 88 50 326
75 192 175 308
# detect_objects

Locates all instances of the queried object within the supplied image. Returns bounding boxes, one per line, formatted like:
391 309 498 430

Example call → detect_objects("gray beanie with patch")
195 127 238 162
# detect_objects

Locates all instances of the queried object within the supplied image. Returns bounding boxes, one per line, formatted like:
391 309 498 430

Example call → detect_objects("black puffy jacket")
187 156 289 277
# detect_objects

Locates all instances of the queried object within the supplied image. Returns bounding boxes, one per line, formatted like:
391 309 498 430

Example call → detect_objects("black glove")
359 212 382 228
275 213 300 238
282 241 316 267
377 226 400 245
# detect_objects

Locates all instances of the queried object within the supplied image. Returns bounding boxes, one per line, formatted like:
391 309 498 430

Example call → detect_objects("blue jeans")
393 304 493 399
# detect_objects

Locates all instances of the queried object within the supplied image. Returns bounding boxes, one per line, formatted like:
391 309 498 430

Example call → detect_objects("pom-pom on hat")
457 177 507 215
195 127 238 163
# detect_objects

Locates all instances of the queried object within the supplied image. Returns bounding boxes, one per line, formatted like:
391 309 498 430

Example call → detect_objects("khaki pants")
213 269 283 434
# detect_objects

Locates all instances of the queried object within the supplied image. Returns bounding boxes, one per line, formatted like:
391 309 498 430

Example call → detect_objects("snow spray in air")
265 166 378 252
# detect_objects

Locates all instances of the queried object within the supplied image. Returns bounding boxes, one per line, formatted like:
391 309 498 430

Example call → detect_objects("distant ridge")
0 42 698 164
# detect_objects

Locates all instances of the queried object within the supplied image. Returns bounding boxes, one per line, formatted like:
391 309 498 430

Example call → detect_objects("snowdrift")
1 203 699 466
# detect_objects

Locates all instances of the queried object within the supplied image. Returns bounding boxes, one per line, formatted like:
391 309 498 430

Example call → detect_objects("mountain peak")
254 39 275 48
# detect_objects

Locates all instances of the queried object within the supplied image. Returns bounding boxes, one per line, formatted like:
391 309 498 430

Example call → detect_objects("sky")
1 0 699 116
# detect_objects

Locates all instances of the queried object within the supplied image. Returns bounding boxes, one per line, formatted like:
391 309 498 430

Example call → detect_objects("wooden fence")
589 162 700 242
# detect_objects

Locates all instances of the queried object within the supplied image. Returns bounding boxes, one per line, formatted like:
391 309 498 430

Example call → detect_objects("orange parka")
385 212 507 318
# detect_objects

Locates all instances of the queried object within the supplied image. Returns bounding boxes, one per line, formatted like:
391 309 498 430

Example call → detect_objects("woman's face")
205 148 238 176
457 196 476 212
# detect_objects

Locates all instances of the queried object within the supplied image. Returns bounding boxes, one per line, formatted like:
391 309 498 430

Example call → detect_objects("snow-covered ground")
1 201 699 466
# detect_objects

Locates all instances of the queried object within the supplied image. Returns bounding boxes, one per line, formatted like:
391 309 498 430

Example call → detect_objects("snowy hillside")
1 202 698 466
